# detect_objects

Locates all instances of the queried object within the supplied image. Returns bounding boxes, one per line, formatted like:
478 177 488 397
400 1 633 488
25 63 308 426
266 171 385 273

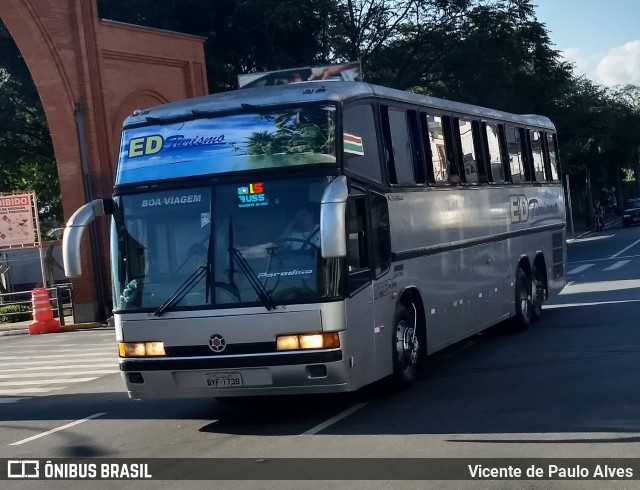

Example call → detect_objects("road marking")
567 264 594 275
603 260 631 271
544 299 640 309
0 362 116 370
9 412 107 446
0 397 29 403
0 387 63 395
0 377 99 387
0 353 117 360
0 370 116 379
301 403 368 435
611 238 640 259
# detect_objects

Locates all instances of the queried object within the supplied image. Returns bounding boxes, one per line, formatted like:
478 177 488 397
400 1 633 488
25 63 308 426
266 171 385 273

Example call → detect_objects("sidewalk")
567 214 621 240
0 315 109 337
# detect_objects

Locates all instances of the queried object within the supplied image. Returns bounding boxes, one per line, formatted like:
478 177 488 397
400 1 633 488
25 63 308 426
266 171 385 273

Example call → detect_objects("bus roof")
123 81 555 131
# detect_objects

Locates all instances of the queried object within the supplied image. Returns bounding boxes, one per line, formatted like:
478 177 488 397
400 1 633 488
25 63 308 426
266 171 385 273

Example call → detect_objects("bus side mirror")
62 199 106 278
320 176 348 258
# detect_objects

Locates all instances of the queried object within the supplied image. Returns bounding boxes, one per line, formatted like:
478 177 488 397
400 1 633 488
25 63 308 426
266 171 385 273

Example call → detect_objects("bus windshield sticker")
343 133 364 156
116 106 337 185
237 182 269 208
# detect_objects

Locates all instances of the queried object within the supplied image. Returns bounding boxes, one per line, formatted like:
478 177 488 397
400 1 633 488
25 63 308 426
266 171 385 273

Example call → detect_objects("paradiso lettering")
510 195 559 224
127 133 226 158
238 183 268 208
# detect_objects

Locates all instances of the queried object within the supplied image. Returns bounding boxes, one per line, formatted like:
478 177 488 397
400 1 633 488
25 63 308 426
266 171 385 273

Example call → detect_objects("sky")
533 0 640 86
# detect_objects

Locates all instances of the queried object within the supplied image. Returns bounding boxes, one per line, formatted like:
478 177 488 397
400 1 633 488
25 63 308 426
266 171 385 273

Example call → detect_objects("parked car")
622 198 640 227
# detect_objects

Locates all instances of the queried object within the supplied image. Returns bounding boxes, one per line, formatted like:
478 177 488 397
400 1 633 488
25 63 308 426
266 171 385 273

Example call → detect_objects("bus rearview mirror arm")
320 176 348 258
62 199 109 278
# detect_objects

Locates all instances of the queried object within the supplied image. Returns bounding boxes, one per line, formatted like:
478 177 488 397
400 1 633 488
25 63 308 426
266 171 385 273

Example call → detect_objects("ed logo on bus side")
510 194 529 223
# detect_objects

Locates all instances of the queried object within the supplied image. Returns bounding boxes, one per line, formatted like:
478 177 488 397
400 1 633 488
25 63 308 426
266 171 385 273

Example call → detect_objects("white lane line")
0 397 29 403
0 363 116 371
0 347 116 355
0 353 117 360
0 377 98 387
567 264 594 275
301 403 368 435
0 387 63 395
603 260 631 271
611 238 640 259
0 371 116 379
544 299 640 309
9 412 107 446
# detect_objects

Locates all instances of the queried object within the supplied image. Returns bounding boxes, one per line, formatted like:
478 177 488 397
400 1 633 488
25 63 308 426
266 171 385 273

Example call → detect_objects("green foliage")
0 304 32 324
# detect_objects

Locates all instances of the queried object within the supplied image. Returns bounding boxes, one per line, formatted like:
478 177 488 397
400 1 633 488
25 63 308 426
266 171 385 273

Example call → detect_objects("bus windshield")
111 176 343 312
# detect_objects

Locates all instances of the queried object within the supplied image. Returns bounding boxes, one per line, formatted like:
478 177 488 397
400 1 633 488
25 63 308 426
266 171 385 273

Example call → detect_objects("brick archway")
0 0 208 321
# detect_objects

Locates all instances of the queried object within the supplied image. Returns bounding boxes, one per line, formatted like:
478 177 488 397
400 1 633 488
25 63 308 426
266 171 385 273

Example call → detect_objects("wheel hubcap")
396 320 419 368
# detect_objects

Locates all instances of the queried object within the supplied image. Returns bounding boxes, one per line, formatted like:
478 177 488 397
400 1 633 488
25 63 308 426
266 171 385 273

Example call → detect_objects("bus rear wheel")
391 305 420 388
511 267 532 332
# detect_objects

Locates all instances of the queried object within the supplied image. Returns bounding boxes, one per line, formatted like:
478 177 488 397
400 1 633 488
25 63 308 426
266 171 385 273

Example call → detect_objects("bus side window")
343 104 382 183
506 126 524 183
520 128 533 181
345 196 371 293
455 118 479 184
382 107 418 185
484 122 506 183
419 112 436 183
545 132 560 181
530 130 546 181
424 114 457 184
370 192 391 277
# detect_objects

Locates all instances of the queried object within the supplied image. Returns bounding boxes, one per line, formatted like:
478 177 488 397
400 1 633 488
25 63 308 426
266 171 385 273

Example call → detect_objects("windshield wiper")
154 266 207 316
227 218 275 310
228 246 275 311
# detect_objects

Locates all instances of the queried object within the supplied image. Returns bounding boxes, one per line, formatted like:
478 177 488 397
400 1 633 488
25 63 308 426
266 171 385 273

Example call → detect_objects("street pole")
566 175 575 237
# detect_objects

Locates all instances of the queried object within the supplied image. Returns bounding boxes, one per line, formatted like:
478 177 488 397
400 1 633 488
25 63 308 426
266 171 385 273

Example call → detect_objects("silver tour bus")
63 81 566 398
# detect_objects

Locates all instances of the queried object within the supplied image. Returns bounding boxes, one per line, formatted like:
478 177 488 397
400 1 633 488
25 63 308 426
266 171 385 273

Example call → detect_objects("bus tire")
391 304 420 388
512 267 531 331
531 266 543 323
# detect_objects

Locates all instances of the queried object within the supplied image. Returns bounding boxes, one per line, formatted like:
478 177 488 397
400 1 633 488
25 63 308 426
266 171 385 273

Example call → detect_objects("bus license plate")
205 372 242 388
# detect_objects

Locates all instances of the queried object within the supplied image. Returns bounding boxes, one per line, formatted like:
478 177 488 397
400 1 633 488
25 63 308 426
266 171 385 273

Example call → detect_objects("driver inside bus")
238 207 320 258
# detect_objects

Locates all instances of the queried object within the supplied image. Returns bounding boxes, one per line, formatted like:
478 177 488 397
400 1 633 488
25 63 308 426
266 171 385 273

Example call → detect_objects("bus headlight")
276 333 340 351
118 341 165 357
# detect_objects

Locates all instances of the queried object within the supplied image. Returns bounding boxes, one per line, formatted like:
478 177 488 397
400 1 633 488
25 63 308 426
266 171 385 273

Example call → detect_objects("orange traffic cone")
28 288 61 335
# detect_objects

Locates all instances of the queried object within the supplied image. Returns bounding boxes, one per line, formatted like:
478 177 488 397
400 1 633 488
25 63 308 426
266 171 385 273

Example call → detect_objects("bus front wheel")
391 305 420 388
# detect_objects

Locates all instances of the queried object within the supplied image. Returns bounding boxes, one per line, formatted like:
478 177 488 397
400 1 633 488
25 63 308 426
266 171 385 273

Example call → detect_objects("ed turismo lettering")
127 133 226 158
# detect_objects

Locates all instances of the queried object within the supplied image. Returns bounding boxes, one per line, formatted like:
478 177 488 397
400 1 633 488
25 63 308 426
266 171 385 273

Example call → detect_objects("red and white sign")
0 193 36 247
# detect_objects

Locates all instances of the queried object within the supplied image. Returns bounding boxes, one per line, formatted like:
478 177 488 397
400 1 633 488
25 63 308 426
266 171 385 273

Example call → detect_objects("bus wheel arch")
391 288 426 388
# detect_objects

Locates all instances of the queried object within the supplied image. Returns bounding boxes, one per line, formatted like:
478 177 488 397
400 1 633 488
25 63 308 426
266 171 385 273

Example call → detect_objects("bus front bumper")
119 349 352 398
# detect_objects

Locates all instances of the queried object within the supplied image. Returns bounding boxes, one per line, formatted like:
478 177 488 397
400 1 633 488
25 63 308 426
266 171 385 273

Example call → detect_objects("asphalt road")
1 222 640 489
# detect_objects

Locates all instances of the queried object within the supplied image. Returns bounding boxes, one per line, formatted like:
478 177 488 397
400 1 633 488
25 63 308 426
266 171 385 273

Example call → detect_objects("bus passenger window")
425 115 448 183
485 123 506 183
387 108 417 185
530 131 546 181
546 133 560 181
343 105 382 183
506 126 524 183
457 118 478 184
